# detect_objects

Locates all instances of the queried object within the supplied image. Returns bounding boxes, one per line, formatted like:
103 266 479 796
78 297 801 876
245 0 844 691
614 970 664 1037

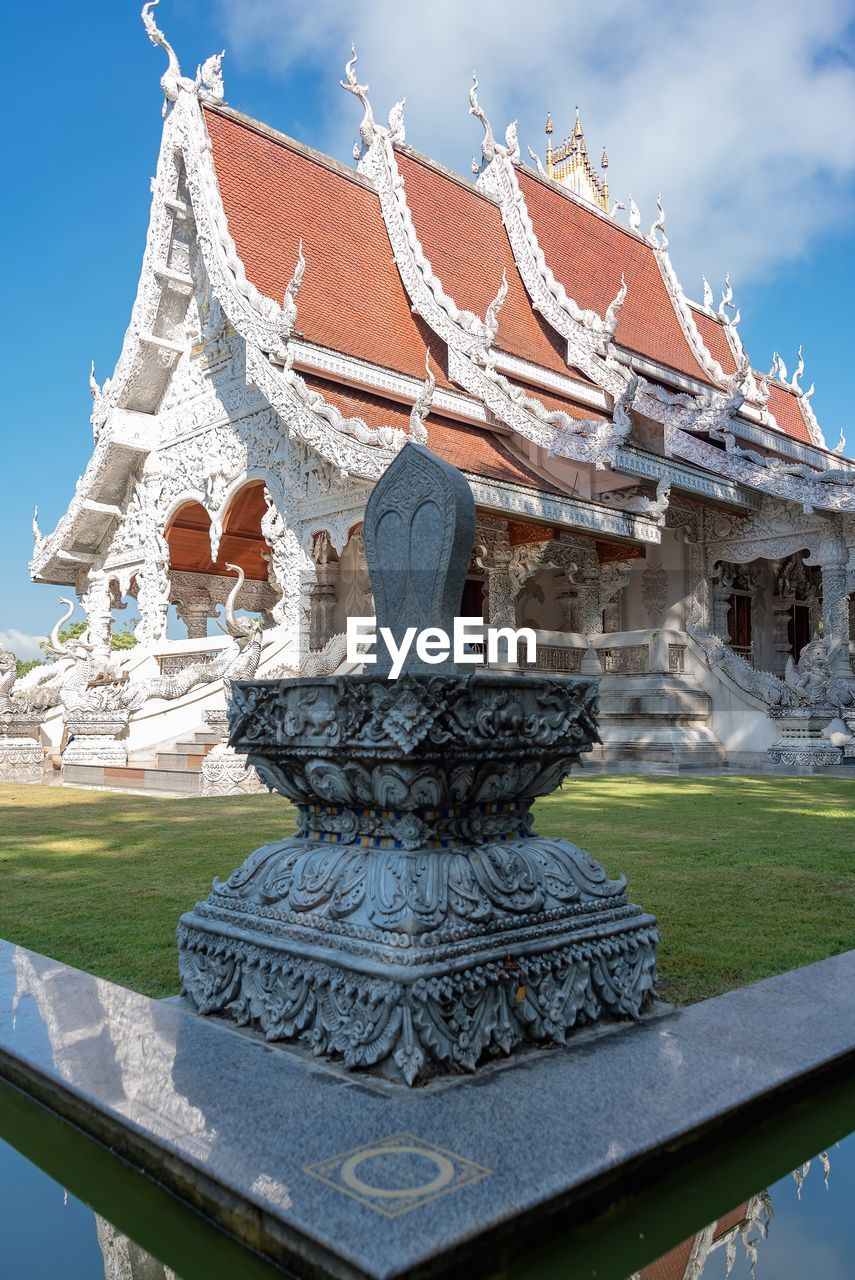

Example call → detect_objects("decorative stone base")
767 711 844 769
0 738 44 784
62 736 129 769
179 830 658 1084
200 743 266 797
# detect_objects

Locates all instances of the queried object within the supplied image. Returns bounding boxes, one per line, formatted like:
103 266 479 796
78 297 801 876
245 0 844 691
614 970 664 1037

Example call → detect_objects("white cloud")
218 0 855 295
0 629 46 661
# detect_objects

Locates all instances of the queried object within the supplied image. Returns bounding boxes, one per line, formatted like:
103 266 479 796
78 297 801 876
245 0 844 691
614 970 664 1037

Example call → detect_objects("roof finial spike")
702 277 714 310
545 112 554 136
388 98 406 144
527 144 547 177
341 45 376 157
649 194 667 247
32 506 44 555
468 71 497 168
601 147 608 169
718 272 734 317
628 195 641 231
89 359 101 401
141 1 194 115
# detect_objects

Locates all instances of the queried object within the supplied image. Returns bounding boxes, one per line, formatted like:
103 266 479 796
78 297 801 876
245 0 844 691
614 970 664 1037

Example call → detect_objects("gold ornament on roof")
538 107 610 212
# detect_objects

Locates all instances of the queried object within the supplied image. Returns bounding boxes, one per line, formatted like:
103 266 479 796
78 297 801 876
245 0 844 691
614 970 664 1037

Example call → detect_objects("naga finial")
604 274 627 339
341 46 376 156
469 72 497 168
504 120 520 162
388 99 406 144
791 344 805 392
718 272 734 318
526 144 547 177
32 506 44 555
196 50 225 104
702 277 714 310
649 195 667 248
409 351 436 444
628 196 641 231
88 360 101 401
141 1 195 115
281 240 305 342
484 270 508 345
223 563 254 639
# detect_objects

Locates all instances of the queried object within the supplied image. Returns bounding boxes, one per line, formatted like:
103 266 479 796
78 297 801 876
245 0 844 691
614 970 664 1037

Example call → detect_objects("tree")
38 619 139 657
15 658 43 680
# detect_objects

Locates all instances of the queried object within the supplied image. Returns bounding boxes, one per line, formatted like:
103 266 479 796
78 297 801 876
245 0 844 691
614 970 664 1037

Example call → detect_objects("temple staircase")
62 726 222 796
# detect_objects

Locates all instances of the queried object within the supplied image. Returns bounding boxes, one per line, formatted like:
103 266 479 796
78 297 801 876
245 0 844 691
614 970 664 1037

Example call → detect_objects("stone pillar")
135 534 171 647
807 530 853 683
172 581 216 640
309 531 339 651
710 579 732 641
261 488 312 647
80 571 114 664
475 517 516 628
771 597 794 675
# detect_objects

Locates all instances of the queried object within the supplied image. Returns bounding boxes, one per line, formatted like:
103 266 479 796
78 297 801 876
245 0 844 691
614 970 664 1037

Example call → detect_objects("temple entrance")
165 482 276 638
727 593 753 660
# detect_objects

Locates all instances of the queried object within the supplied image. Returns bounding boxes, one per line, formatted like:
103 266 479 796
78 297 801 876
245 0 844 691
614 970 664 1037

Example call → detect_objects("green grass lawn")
0 776 852 1005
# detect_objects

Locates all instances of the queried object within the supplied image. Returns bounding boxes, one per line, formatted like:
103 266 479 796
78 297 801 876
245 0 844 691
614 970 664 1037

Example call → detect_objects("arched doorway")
164 483 275 637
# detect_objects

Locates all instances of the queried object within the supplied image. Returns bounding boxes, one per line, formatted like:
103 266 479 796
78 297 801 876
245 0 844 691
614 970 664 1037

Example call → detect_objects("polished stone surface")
0 939 852 1280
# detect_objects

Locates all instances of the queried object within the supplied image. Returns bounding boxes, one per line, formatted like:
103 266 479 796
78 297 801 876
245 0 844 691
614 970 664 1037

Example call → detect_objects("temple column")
173 588 216 640
709 575 732 641
80 569 114 664
260 488 312 650
808 530 853 683
771 597 794 675
134 532 170 647
309 531 339 651
475 517 516 628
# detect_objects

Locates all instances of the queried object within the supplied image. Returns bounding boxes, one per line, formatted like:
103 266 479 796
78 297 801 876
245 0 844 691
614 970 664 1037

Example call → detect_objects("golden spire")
541 108 610 212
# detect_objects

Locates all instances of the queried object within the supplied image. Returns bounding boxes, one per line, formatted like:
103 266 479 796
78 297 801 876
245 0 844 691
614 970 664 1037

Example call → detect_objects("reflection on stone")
96 1217 178 1280
12 948 216 1160
628 1147 834 1280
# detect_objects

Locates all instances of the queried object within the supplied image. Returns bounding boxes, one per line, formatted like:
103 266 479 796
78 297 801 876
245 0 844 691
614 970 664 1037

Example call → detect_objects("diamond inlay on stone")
303 1131 491 1218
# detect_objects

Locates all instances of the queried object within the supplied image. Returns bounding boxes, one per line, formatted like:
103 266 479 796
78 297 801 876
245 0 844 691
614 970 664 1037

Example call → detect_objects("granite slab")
0 939 852 1280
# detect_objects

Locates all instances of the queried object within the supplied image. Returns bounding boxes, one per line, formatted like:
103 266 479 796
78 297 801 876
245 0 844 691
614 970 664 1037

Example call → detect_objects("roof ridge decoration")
343 50 506 360
141 2 224 116
409 352 436 444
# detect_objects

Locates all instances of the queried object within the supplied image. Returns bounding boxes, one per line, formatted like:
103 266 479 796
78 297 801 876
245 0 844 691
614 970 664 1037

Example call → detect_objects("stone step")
62 762 201 795
155 750 210 772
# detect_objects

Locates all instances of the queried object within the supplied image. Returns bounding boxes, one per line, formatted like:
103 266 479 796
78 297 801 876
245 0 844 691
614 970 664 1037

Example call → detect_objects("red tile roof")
204 107 814 449
302 376 561 492
204 109 448 384
766 383 812 444
395 150 570 377
517 170 711 383
690 306 739 376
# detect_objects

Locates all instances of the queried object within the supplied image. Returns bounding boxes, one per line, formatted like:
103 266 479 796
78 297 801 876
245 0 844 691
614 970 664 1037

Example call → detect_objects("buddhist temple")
14 2 855 791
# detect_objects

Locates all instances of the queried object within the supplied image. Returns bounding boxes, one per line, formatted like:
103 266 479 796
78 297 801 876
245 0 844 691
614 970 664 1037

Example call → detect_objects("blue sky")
2 0 854 655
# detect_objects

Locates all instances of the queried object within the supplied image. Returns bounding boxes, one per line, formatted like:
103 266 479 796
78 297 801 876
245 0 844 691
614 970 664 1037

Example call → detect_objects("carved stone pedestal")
0 711 45 783
179 672 658 1085
199 710 265 797
62 713 129 769
767 709 843 769
0 738 44 783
